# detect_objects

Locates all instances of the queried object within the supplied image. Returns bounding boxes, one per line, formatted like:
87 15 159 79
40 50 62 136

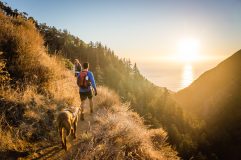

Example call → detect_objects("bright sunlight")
176 37 201 62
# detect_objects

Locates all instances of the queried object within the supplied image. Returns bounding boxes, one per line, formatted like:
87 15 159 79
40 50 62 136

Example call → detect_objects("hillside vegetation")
66 86 178 159
175 50 241 160
0 8 178 160
0 10 80 155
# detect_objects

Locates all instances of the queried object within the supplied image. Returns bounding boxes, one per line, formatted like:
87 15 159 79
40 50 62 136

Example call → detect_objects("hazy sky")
4 0 241 59
3 0 241 90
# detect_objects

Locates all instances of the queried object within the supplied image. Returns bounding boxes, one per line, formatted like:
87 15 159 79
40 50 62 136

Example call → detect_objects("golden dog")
57 106 79 151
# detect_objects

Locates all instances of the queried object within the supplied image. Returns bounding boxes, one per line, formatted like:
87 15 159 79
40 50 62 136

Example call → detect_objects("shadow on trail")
0 150 29 160
32 145 62 160
33 142 59 153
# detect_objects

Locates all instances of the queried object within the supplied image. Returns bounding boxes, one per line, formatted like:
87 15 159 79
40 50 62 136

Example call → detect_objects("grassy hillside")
0 10 80 155
175 50 241 159
0 8 178 160
66 87 179 160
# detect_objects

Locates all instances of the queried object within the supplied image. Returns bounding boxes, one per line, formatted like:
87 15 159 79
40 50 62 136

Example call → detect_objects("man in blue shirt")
77 62 97 120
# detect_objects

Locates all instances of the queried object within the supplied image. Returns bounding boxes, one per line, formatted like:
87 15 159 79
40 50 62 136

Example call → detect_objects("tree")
95 65 104 85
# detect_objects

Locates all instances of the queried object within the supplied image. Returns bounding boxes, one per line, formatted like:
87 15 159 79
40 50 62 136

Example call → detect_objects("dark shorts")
79 90 93 101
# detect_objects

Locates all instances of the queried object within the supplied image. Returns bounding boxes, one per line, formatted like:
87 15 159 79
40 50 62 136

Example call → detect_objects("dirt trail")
23 106 95 160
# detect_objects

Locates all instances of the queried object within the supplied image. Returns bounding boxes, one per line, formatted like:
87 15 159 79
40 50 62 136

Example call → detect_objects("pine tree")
95 65 104 85
133 63 140 75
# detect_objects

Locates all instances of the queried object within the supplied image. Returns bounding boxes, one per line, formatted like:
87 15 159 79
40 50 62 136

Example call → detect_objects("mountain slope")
175 50 241 118
174 50 241 159
23 87 179 160
0 6 179 160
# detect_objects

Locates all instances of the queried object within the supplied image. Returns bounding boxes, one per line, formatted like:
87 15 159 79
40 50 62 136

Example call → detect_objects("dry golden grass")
94 86 121 109
0 12 80 107
68 87 179 160
0 11 80 153
0 129 24 151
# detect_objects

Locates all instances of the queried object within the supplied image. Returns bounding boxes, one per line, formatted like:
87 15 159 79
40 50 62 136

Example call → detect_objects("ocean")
138 59 221 92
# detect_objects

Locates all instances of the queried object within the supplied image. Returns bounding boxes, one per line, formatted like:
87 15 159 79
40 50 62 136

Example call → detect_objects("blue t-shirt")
78 71 96 93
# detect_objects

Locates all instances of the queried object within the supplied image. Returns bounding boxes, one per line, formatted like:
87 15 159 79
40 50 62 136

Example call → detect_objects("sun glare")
181 64 193 89
176 37 200 62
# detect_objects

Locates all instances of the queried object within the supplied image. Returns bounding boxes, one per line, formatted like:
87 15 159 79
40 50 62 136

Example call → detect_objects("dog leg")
64 122 71 151
64 135 67 151
60 127 65 149
71 128 74 138
73 120 77 139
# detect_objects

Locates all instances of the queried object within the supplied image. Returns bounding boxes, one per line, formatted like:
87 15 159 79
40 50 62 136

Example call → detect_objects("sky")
3 0 241 90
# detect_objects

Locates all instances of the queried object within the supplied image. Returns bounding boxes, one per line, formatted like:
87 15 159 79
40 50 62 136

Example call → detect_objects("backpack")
77 71 90 88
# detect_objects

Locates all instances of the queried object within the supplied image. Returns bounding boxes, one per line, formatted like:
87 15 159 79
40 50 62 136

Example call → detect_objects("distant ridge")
175 49 241 113
174 49 241 159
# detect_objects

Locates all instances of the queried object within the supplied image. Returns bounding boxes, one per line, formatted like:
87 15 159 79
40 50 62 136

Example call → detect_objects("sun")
176 37 200 62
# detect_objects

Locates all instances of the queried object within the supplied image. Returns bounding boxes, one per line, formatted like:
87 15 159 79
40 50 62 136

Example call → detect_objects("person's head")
83 62 89 70
74 59 80 64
